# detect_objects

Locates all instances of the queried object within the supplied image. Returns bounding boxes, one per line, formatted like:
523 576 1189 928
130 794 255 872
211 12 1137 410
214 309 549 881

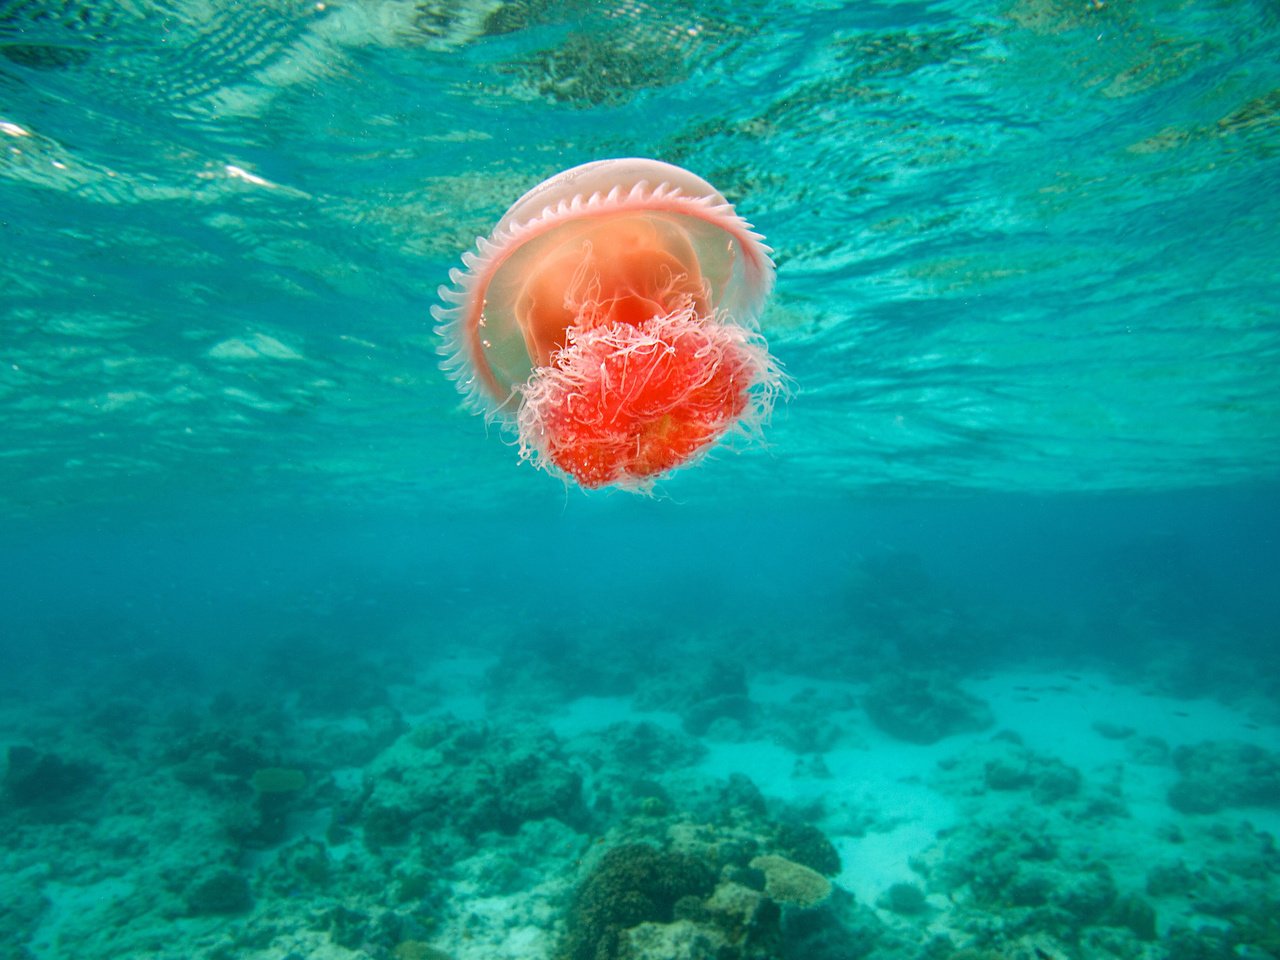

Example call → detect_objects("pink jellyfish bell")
433 158 782 489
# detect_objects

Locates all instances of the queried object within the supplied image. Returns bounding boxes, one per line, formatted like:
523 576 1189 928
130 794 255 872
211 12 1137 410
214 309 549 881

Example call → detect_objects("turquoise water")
2 2 1280 959
3 0 1277 508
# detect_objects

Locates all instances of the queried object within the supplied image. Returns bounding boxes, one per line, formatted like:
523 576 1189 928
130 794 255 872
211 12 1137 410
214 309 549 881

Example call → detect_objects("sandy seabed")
2 628 1278 960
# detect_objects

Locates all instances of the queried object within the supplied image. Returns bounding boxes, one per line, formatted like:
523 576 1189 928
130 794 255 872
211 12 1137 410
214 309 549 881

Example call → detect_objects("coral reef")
772 822 842 876
558 843 716 960
2 593 1277 960
554 813 875 960
359 719 587 844
749 854 832 908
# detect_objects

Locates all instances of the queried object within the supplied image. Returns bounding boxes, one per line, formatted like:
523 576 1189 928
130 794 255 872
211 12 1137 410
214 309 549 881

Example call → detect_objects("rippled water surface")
2 0 1278 512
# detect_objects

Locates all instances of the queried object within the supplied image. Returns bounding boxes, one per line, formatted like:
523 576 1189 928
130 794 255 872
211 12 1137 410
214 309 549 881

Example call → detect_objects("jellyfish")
433 158 782 490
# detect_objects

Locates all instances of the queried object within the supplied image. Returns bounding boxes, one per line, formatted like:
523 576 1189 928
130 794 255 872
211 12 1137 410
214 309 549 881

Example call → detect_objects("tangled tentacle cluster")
517 307 780 489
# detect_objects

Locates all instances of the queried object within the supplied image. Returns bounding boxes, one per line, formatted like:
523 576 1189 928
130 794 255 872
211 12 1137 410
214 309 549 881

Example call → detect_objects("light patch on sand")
390 654 496 722
835 822 938 905
971 668 1280 847
444 893 556 960
699 740 798 791
971 669 1277 764
701 736 962 907
690 669 1280 916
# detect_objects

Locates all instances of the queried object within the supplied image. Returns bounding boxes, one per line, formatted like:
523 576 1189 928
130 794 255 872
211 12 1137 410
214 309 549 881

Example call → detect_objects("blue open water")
1 2 1278 958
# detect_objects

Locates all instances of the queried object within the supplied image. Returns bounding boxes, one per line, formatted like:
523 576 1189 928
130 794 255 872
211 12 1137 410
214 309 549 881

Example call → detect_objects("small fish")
1174 711 1190 718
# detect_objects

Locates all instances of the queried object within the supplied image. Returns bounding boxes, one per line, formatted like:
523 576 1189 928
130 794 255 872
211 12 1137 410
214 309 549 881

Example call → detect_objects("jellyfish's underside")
438 159 779 490
519 304 771 489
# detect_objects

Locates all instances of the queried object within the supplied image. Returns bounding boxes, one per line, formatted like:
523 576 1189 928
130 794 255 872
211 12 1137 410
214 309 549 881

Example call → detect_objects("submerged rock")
1106 892 1158 941
1052 862 1117 923
864 673 993 744
3 745 97 815
878 881 927 915
598 721 707 773
1167 740 1280 813
773 822 842 877
185 868 252 915
1146 860 1201 897
683 694 756 737
392 943 453 960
